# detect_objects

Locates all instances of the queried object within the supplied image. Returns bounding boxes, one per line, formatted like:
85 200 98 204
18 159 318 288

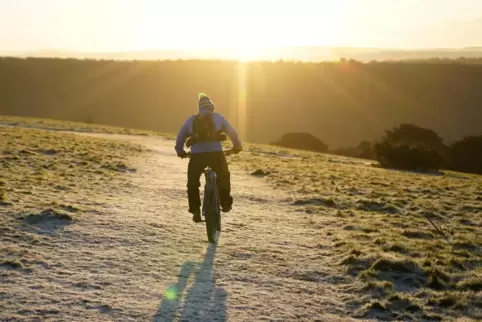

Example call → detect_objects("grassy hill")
1 57 482 149
1 118 481 321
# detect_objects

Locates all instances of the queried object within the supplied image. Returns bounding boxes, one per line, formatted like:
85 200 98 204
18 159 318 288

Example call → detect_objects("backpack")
191 112 218 143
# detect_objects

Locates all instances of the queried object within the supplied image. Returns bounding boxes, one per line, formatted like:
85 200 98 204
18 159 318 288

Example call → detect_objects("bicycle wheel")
203 174 217 243
214 185 221 232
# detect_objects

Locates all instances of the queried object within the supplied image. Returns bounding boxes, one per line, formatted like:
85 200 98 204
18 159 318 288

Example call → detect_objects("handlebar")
182 149 240 159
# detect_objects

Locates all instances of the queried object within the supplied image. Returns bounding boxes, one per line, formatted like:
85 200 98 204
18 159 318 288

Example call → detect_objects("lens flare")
165 287 178 300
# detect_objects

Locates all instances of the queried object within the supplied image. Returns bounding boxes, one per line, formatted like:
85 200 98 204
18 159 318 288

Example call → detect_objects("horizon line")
2 44 482 55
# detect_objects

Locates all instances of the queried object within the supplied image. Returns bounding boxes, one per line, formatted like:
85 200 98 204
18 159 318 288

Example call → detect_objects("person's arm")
221 116 243 151
174 117 192 155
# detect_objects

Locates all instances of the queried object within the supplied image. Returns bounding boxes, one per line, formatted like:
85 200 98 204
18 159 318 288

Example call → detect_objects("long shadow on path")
153 242 227 322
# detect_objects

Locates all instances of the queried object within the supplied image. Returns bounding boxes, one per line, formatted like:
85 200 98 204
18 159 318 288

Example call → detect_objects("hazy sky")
1 0 481 53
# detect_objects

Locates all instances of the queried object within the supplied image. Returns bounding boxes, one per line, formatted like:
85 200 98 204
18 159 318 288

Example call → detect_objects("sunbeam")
236 62 248 142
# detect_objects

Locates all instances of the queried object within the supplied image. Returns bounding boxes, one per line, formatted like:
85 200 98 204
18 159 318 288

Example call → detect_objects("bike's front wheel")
203 184 219 243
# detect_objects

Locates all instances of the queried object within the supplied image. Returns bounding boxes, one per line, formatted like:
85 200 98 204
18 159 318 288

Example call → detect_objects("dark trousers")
187 152 232 213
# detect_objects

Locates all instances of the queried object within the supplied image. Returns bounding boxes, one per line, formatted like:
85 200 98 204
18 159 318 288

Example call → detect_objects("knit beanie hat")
198 93 215 111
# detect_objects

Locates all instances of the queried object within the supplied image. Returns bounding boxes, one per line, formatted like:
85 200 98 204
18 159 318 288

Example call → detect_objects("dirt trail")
2 132 365 321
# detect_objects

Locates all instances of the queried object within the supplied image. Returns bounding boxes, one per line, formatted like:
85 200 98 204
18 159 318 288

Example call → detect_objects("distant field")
229 143 482 321
0 115 173 137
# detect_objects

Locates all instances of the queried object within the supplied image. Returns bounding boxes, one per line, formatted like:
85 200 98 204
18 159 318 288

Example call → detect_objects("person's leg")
208 152 233 212
187 153 207 222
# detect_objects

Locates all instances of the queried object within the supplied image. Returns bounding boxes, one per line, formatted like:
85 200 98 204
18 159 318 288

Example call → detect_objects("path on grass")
2 129 366 321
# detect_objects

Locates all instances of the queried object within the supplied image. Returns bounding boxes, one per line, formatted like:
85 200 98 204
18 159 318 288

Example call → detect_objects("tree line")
0 56 481 150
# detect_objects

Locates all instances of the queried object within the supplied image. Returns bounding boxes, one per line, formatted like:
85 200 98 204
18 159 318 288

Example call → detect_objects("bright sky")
1 0 481 53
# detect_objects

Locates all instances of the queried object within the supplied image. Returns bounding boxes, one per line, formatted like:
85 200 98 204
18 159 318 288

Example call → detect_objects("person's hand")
177 150 188 158
232 147 242 154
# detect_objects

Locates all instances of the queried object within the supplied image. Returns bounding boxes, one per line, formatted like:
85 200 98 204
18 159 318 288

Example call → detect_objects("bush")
374 142 444 172
383 123 444 147
271 132 328 153
451 135 482 174
373 124 445 172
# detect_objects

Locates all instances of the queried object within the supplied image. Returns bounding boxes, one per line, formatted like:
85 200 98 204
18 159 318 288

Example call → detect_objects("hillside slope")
1 124 481 321
1 57 482 148
1 128 364 321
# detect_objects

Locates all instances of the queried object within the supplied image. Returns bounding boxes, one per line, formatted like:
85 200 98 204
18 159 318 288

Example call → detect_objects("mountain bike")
186 150 235 243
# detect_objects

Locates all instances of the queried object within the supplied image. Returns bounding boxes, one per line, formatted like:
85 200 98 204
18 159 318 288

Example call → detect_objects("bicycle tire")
214 185 221 232
203 173 218 243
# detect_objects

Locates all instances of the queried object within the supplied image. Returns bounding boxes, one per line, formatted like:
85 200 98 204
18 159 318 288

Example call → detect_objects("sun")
225 46 268 61
132 1 347 61
217 36 283 61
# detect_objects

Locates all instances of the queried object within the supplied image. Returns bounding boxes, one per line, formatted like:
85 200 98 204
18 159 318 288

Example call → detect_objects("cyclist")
175 93 243 223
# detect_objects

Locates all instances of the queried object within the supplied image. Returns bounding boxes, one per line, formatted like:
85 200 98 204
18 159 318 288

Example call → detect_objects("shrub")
450 135 482 174
373 124 446 171
374 142 444 172
271 132 328 153
383 123 443 147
